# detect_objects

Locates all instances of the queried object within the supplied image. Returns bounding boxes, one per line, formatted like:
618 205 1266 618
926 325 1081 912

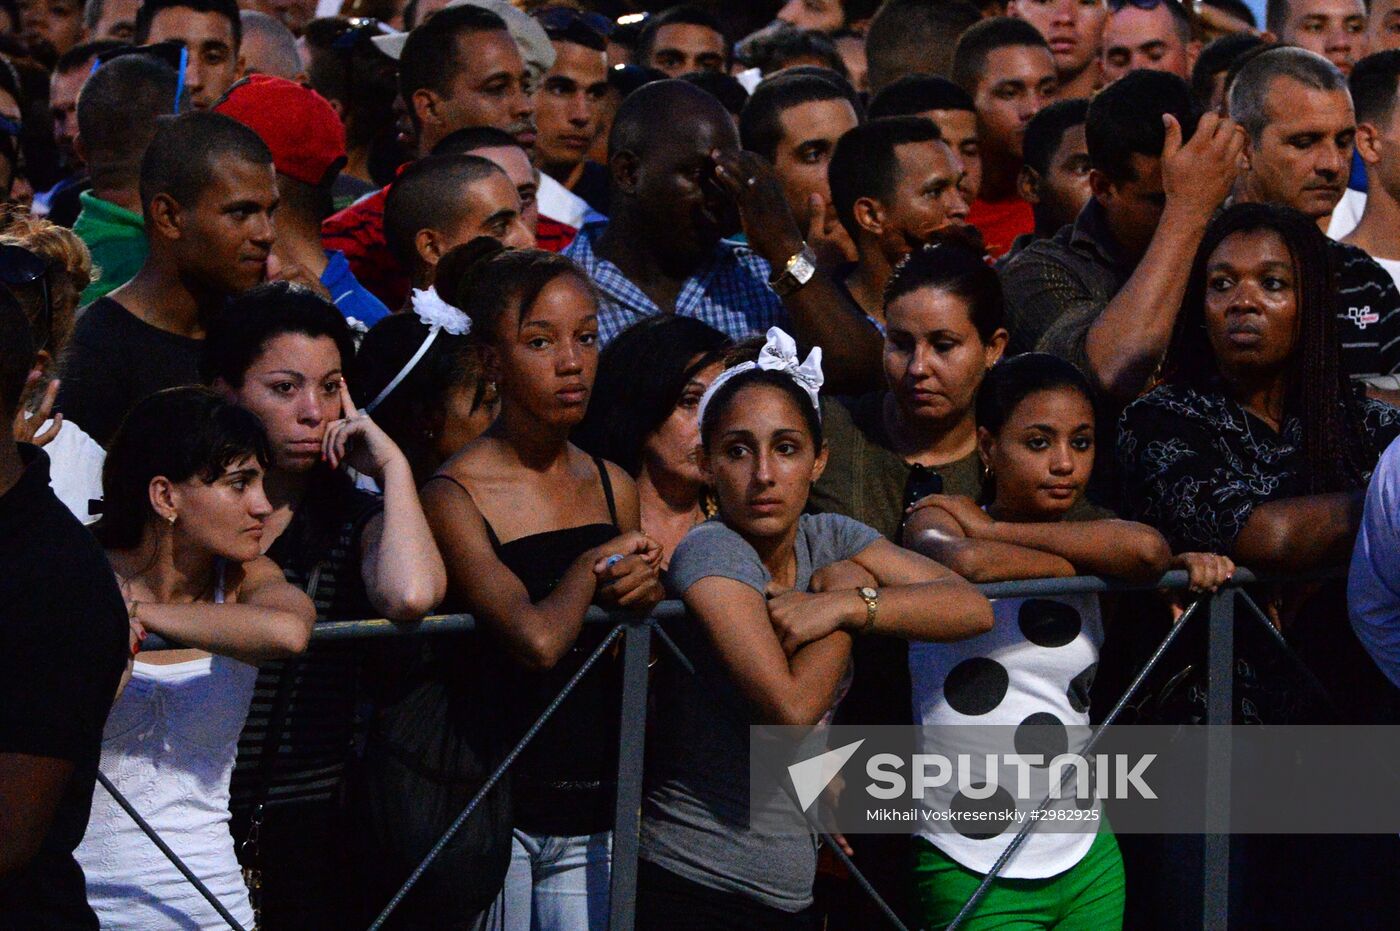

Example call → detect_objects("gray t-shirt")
641 513 881 911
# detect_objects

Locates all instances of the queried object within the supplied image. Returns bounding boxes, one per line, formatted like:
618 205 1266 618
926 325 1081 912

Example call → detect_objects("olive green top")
811 392 983 544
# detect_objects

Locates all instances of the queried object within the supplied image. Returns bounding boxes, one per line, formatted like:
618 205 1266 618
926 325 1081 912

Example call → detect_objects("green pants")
911 827 1125 931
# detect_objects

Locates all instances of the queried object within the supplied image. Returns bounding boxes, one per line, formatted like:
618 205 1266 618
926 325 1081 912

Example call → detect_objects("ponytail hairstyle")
350 311 491 455
438 236 598 344
973 353 1096 505
94 386 272 551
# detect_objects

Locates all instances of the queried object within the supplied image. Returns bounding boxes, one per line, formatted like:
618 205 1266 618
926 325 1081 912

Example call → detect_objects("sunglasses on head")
0 244 53 352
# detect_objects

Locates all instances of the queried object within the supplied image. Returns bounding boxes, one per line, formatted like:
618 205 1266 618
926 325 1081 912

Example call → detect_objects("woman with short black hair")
574 314 731 565
75 386 316 931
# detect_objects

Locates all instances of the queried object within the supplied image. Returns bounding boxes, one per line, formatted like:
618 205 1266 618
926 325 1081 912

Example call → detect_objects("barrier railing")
120 567 1340 931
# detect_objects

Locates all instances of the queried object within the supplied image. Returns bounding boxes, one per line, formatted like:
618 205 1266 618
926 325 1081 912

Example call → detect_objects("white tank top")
75 563 260 930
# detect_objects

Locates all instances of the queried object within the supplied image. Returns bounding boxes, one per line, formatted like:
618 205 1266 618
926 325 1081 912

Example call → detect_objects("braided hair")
1164 202 1372 493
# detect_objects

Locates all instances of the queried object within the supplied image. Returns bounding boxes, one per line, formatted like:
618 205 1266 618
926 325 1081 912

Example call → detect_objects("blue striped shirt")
563 222 790 344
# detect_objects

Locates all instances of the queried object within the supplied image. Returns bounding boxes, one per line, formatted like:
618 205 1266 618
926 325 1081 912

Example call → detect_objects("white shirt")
1327 188 1367 241
75 569 259 930
24 415 104 524
909 591 1104 879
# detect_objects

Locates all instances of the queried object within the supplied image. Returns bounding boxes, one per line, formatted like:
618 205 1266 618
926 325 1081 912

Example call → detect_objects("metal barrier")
123 567 1340 931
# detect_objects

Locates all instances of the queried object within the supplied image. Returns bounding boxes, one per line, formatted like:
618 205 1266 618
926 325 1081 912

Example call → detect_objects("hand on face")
11 369 61 447
320 377 408 481
711 148 805 262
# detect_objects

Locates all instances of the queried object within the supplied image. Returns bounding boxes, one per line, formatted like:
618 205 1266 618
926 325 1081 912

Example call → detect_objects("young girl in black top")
421 239 663 930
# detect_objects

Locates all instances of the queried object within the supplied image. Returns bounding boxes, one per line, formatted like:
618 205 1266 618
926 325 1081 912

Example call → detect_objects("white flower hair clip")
696 327 823 427
364 287 473 413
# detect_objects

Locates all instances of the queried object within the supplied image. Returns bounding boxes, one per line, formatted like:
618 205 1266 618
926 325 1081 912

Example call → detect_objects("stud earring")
166 512 177 526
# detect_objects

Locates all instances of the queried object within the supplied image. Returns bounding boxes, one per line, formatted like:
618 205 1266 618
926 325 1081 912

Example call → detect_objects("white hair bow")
697 327 823 427
364 288 472 413
409 286 472 335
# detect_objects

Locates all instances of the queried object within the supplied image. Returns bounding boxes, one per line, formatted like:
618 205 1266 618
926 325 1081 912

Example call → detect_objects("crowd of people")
3 0 1400 929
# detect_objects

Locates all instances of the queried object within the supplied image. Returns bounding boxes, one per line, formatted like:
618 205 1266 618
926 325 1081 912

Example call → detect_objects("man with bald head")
563 79 883 391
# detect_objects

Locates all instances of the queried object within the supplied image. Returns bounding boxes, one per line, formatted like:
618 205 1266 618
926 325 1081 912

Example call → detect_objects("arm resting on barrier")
131 556 316 663
686 576 852 727
903 494 1170 583
422 477 662 673
1232 492 1365 574
766 540 994 654
902 503 1077 583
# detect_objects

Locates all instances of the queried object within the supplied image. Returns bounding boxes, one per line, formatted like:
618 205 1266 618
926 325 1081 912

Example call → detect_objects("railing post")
608 618 652 931
1203 589 1234 930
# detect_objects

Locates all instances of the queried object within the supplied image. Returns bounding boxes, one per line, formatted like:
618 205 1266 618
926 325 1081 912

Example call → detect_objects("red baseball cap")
214 75 347 187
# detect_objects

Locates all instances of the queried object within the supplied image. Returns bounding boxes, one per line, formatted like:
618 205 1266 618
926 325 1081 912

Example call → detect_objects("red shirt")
968 195 1035 259
321 184 579 312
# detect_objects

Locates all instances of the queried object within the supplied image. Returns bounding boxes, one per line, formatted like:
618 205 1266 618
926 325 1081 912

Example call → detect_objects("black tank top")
426 457 622 836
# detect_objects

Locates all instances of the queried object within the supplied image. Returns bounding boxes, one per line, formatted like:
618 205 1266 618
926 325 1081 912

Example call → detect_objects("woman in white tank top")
75 388 316 930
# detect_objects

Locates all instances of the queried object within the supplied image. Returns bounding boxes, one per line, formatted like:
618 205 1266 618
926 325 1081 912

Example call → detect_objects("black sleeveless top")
427 457 622 836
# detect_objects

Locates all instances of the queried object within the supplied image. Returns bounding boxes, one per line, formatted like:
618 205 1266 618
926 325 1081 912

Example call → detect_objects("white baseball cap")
372 0 556 80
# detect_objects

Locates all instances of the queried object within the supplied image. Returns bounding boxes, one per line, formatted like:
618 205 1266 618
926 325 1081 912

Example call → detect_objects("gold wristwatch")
858 586 879 634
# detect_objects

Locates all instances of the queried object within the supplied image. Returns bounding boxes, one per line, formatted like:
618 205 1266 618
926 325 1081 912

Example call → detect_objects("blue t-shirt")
321 249 390 327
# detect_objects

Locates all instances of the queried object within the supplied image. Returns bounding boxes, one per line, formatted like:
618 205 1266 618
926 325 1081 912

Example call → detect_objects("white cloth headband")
696 327 824 428
363 288 472 413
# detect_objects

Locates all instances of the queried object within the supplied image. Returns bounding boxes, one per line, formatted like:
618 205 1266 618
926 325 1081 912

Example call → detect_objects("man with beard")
57 112 277 445
826 116 972 331
564 79 884 391
17 0 84 62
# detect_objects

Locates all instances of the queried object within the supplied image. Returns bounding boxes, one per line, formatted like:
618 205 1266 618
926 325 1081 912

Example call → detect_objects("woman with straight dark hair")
636 327 992 930
418 239 664 930
574 314 731 565
75 387 315 931
812 240 1009 544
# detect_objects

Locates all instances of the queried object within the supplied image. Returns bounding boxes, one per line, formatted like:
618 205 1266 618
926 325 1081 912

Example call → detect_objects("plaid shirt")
563 222 790 344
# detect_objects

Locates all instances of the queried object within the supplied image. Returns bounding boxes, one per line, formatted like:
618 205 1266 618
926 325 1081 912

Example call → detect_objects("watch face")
860 587 878 600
